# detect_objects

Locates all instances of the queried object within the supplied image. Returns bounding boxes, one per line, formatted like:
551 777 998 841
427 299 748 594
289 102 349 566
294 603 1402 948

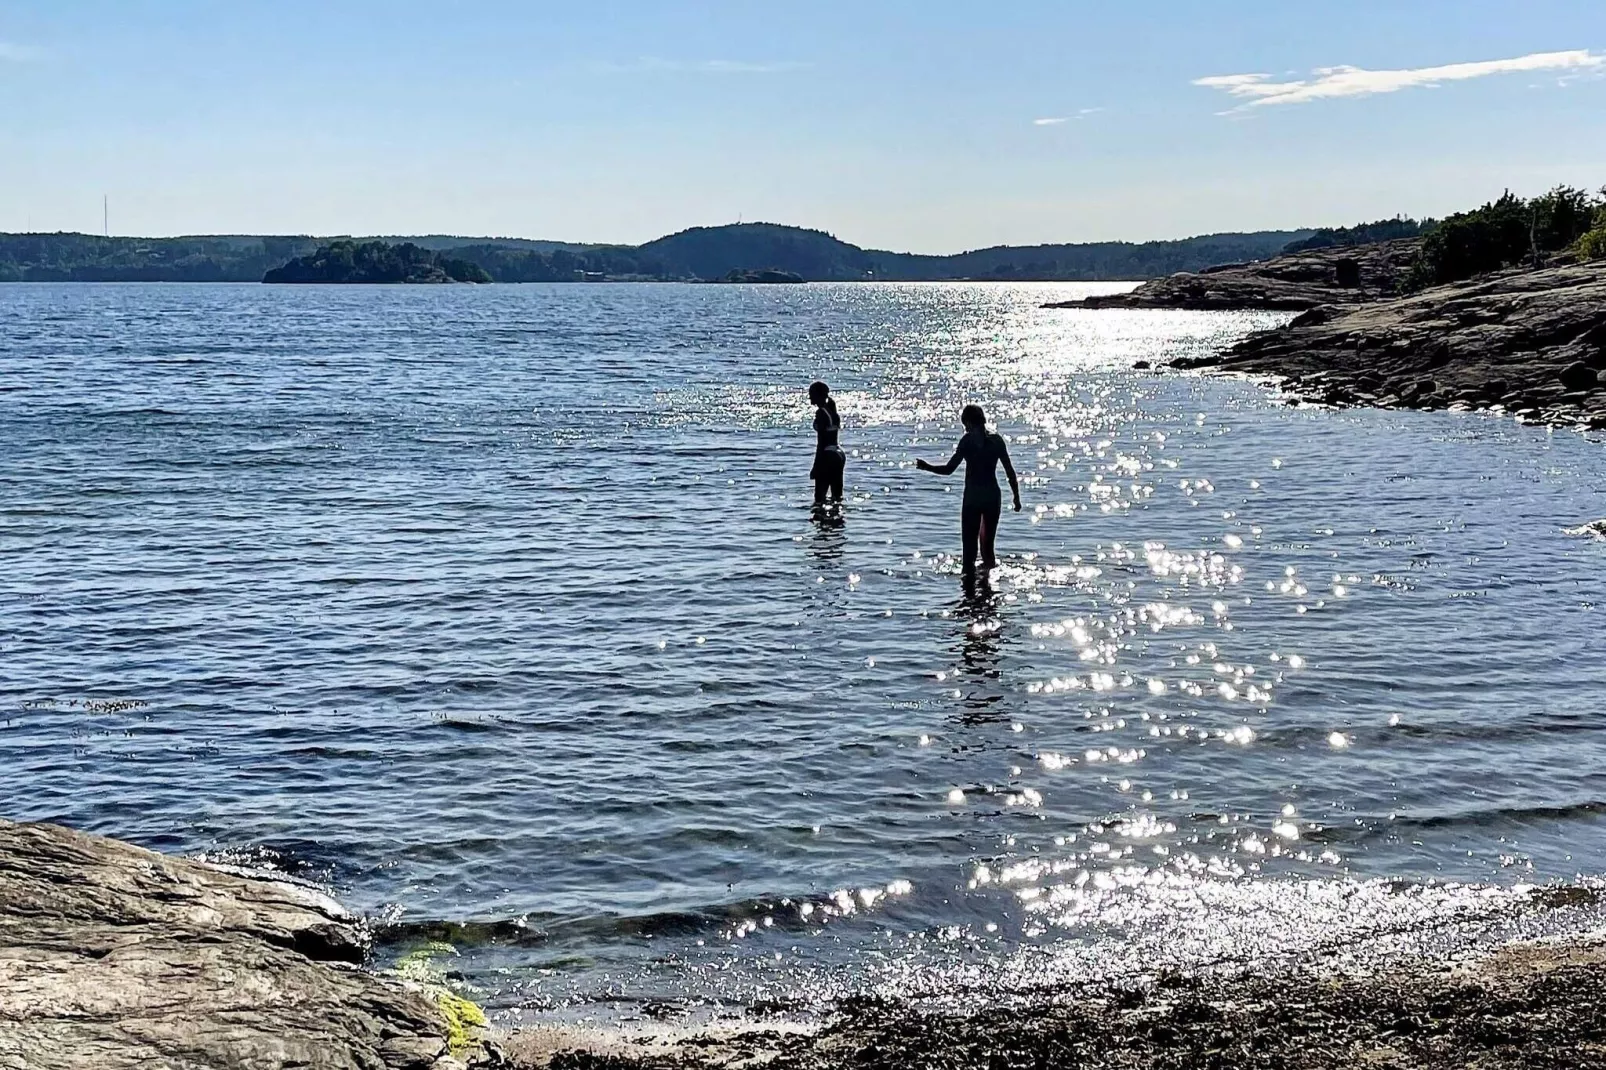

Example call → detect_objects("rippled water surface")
5 281 1606 1015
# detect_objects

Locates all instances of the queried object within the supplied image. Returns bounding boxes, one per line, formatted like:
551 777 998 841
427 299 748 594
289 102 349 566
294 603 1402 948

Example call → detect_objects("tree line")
3 191 1603 286
1407 186 1606 288
263 241 491 284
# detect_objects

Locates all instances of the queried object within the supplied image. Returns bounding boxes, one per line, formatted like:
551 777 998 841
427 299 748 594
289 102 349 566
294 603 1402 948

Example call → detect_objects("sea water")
4 281 1606 1016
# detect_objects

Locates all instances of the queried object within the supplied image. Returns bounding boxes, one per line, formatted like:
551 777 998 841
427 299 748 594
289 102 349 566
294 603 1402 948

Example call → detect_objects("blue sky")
2 0 1604 251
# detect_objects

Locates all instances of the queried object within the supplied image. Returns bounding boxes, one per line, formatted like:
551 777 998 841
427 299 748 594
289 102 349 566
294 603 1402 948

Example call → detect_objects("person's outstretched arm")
916 444 963 476
999 438 1022 511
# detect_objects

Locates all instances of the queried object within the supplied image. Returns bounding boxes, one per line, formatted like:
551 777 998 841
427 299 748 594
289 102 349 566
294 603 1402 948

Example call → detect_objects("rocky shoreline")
1044 239 1422 311
1039 233 1606 429
1176 259 1606 429
7 820 1606 1068
512 930 1606 1069
0 819 498 1069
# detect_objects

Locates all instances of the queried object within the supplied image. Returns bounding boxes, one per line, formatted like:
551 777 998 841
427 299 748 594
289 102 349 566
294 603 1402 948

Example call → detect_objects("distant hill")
0 233 321 282
0 222 1318 284
629 222 1313 282
867 233 1313 282
638 223 875 280
355 235 607 254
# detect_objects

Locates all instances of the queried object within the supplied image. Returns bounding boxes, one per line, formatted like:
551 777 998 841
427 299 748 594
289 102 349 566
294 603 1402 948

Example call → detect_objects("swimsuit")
811 405 844 501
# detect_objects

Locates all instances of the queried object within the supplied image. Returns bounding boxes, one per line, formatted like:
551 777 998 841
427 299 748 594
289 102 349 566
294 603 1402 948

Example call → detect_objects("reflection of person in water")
808 381 845 507
916 404 1021 575
952 572 1007 721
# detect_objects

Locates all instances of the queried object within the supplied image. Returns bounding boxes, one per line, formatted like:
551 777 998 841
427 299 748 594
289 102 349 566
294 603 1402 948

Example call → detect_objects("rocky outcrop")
0 819 493 1069
1177 259 1606 428
1045 239 1422 311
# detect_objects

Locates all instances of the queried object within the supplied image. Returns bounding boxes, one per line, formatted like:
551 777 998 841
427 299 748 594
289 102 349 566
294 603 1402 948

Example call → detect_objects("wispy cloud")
1033 107 1104 126
0 41 39 62
591 57 809 75
1195 49 1605 113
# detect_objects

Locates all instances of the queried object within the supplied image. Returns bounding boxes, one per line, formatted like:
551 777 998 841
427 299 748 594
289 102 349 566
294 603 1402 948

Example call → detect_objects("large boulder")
1182 260 1606 427
1560 361 1601 391
0 819 492 1069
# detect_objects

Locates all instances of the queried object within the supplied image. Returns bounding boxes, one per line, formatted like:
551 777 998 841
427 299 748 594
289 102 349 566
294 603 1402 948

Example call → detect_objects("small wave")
190 839 347 884
1390 799 1606 831
1563 519 1606 540
376 883 918 953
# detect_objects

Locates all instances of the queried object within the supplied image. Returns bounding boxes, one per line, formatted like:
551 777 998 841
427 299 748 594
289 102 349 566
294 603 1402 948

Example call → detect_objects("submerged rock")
0 819 493 1069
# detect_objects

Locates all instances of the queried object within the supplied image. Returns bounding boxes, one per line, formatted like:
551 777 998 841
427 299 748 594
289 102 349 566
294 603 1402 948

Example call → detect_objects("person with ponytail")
915 404 1021 575
807 381 845 506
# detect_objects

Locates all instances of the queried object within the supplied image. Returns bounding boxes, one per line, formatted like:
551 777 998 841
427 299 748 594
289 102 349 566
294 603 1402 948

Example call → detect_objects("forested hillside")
0 223 1315 283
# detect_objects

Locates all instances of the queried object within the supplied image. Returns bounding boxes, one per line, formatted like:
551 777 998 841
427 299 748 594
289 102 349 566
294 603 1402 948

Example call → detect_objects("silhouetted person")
916 404 1021 575
808 380 844 506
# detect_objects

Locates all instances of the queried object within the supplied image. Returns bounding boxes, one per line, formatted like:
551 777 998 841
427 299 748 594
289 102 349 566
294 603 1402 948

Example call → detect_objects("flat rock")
1044 239 1421 311
1179 259 1606 425
0 819 488 1069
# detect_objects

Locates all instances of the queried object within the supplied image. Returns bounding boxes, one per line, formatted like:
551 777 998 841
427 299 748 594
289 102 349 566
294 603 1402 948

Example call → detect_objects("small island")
263 240 492 284
716 268 806 284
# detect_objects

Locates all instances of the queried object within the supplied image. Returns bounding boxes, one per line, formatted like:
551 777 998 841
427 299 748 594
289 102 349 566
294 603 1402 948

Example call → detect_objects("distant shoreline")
0 222 1311 285
2 276 1158 286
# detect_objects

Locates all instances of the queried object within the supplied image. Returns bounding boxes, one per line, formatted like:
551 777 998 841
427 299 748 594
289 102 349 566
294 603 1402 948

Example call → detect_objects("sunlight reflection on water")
4 281 1606 1015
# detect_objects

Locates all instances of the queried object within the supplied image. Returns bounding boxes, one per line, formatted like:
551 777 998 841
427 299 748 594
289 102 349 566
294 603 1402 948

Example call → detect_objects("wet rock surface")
1176 260 1606 429
0 819 490 1069
509 937 1606 1069
1044 240 1422 311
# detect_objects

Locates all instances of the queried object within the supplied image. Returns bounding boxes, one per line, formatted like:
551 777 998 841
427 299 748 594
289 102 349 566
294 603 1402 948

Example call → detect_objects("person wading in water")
916 404 1021 575
807 381 845 508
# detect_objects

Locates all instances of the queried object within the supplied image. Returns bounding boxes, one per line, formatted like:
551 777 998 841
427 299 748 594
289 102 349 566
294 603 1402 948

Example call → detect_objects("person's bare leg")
980 501 1001 571
961 501 981 575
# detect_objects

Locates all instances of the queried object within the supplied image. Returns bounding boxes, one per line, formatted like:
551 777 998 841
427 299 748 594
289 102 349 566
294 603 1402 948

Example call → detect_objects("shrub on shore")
1575 204 1606 262
1409 186 1606 288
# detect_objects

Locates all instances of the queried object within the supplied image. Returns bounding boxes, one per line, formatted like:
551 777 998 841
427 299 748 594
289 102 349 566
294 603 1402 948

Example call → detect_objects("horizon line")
0 218 1385 260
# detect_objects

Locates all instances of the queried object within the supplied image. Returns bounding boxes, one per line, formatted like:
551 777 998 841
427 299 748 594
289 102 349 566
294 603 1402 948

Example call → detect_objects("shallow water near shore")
5 281 1606 1018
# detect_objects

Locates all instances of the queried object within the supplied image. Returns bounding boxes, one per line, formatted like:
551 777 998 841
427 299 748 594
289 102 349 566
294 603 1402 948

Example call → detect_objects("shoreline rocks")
1044 239 1422 311
513 930 1606 1069
1176 259 1606 429
8 819 1606 1068
0 819 495 1069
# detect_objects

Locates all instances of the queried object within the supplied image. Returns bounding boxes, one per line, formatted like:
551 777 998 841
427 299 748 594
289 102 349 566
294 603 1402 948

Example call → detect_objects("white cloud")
0 42 39 62
592 57 808 75
1033 108 1104 126
1195 49 1605 113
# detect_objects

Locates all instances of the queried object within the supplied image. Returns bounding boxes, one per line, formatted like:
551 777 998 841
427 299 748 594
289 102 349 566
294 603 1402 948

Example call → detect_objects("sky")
2 1 1605 252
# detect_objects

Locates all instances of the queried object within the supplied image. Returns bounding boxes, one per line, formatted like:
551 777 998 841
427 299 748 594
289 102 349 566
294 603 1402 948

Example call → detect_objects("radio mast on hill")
103 195 109 237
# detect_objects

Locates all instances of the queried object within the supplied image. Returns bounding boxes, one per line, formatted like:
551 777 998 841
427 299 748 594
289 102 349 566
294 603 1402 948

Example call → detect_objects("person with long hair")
916 404 1021 575
807 381 844 506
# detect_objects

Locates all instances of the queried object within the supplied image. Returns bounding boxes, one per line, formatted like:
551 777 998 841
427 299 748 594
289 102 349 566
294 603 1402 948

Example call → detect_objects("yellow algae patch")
391 940 457 983
436 990 489 1055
